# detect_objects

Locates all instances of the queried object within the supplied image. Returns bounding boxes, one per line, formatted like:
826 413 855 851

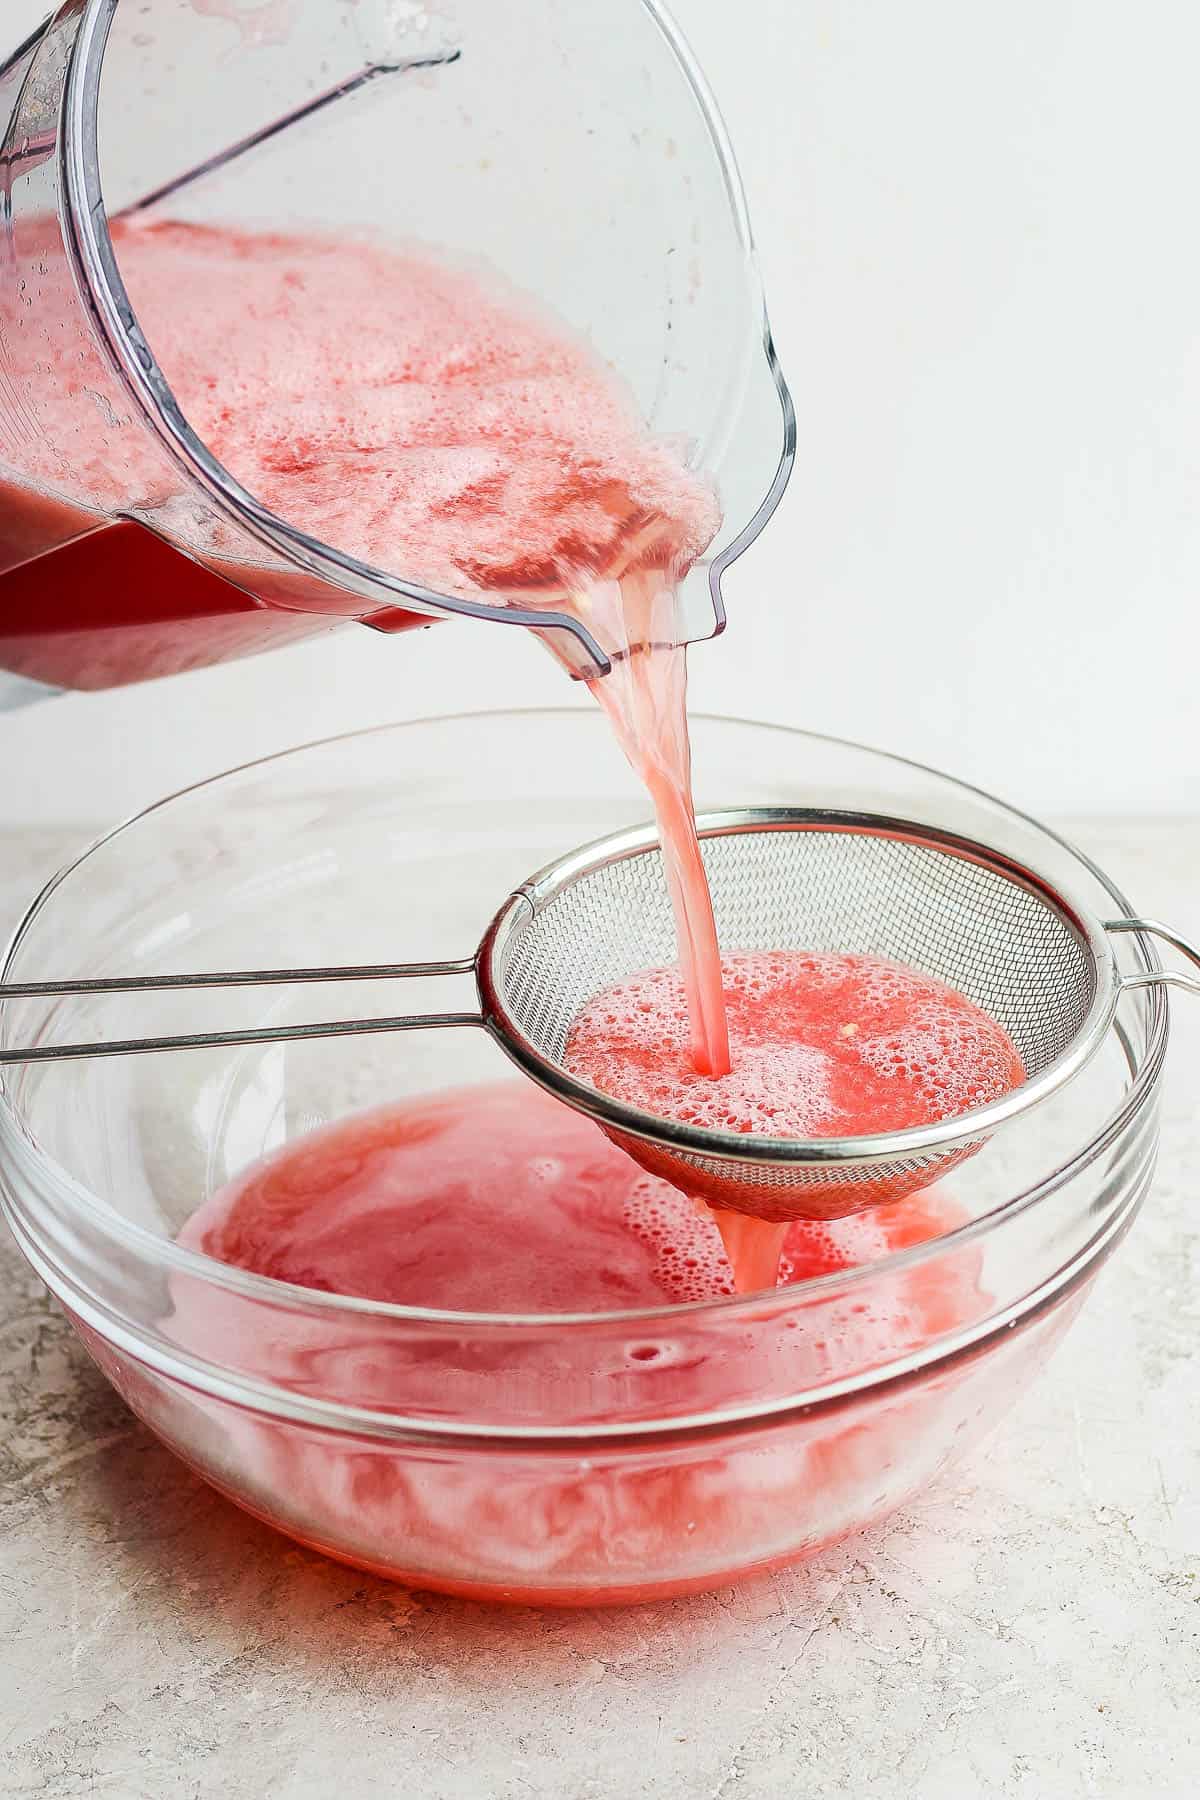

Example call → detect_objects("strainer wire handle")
0 957 483 1064
1105 918 1200 997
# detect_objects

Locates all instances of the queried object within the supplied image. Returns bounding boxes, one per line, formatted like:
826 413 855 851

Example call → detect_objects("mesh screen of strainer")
481 812 1110 1221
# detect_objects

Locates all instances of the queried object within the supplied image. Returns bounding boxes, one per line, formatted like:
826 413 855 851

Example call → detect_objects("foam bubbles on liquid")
622 1173 734 1303
565 950 1026 1144
16 218 719 600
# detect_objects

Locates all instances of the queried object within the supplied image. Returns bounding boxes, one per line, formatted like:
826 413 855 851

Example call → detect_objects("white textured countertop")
1 820 1197 1800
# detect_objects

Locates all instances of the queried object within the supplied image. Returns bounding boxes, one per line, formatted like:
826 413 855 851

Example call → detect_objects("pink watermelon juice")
157 1079 996 1602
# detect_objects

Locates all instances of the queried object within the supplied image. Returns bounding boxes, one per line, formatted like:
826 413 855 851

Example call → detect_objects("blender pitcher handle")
0 957 484 1064
1105 918 1200 997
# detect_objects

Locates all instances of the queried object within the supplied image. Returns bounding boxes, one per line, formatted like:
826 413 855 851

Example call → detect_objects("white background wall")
4 0 1199 824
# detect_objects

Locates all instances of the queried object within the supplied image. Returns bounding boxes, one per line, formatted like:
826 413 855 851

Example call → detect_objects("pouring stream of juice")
576 571 730 1080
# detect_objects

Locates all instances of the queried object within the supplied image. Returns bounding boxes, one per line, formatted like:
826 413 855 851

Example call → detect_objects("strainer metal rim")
476 806 1119 1168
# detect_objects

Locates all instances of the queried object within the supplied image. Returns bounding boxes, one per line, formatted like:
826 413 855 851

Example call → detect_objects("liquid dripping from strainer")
564 949 1027 1287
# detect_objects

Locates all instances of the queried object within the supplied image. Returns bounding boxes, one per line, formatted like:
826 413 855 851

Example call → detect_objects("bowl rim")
0 709 1169 1331
5 1172 1143 1446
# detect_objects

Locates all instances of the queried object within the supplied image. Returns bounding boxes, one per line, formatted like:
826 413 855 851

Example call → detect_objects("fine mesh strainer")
3 807 1198 1222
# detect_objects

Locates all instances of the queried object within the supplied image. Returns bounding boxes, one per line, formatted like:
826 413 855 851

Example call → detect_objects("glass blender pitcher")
0 0 794 703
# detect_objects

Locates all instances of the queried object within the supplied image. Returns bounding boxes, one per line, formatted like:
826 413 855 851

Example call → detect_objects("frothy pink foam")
564 949 1026 1141
103 220 719 600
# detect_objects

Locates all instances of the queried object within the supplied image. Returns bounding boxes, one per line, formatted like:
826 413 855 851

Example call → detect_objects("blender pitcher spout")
1 1 793 691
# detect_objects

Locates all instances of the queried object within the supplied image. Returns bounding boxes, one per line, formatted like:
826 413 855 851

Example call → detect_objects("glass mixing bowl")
0 713 1165 1604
